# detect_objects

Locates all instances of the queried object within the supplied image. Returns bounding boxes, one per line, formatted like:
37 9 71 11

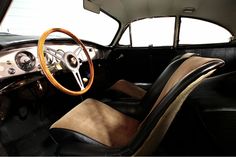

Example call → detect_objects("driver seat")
49 55 224 156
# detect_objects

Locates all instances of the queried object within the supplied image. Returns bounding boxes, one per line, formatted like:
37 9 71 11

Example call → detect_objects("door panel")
107 47 177 83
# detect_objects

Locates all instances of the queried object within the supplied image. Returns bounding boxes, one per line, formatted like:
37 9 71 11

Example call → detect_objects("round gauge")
15 51 36 71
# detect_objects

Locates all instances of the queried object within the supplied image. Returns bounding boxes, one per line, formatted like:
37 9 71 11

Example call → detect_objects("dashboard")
0 44 99 79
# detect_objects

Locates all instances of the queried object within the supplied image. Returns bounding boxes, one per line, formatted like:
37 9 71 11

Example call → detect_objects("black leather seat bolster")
57 141 135 156
57 142 110 156
50 128 107 148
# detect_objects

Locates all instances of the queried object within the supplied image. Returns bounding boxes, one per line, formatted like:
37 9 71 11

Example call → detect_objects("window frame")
117 16 233 47
118 16 176 47
0 0 121 46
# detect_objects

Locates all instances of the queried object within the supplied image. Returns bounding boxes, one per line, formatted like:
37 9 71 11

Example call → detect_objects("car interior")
0 0 236 156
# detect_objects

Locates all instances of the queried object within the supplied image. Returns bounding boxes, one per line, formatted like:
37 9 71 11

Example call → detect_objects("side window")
179 18 232 45
119 17 175 47
119 28 130 46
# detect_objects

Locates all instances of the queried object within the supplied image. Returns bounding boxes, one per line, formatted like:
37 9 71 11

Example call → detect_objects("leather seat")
102 52 198 119
50 54 224 156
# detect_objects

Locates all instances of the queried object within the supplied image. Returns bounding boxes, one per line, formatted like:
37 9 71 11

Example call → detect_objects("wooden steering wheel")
37 28 94 96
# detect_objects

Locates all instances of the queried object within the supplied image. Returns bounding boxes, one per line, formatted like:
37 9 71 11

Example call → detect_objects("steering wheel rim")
37 28 94 96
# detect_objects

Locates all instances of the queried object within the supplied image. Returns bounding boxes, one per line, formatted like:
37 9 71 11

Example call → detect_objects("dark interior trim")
0 0 12 25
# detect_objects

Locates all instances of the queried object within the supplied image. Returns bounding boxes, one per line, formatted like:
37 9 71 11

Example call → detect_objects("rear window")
179 18 232 45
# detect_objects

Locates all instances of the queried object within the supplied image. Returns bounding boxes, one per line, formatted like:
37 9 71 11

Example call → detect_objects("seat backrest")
139 52 198 120
125 56 224 155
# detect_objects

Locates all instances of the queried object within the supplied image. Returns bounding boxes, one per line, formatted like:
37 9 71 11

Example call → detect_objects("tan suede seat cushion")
50 98 140 147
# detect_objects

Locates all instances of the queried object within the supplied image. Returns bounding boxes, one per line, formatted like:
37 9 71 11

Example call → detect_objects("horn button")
67 54 78 68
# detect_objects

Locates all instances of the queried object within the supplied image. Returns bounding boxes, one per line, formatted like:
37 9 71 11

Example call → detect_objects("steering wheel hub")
68 55 78 67
65 54 79 69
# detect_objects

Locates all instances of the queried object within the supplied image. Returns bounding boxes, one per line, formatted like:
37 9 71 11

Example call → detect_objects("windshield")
0 0 119 45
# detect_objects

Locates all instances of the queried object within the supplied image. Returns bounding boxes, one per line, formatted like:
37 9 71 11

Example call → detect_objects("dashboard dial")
15 51 36 71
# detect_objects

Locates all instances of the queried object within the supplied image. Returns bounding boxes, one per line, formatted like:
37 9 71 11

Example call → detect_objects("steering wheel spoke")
72 69 85 90
73 46 83 56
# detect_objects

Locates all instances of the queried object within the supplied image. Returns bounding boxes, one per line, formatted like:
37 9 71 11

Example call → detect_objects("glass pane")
179 18 232 44
131 17 175 47
119 28 130 45
0 0 119 45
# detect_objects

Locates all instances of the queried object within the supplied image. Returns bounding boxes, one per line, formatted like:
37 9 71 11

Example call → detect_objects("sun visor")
83 0 100 14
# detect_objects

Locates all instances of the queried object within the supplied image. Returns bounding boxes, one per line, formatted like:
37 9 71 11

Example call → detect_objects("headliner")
87 0 236 37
